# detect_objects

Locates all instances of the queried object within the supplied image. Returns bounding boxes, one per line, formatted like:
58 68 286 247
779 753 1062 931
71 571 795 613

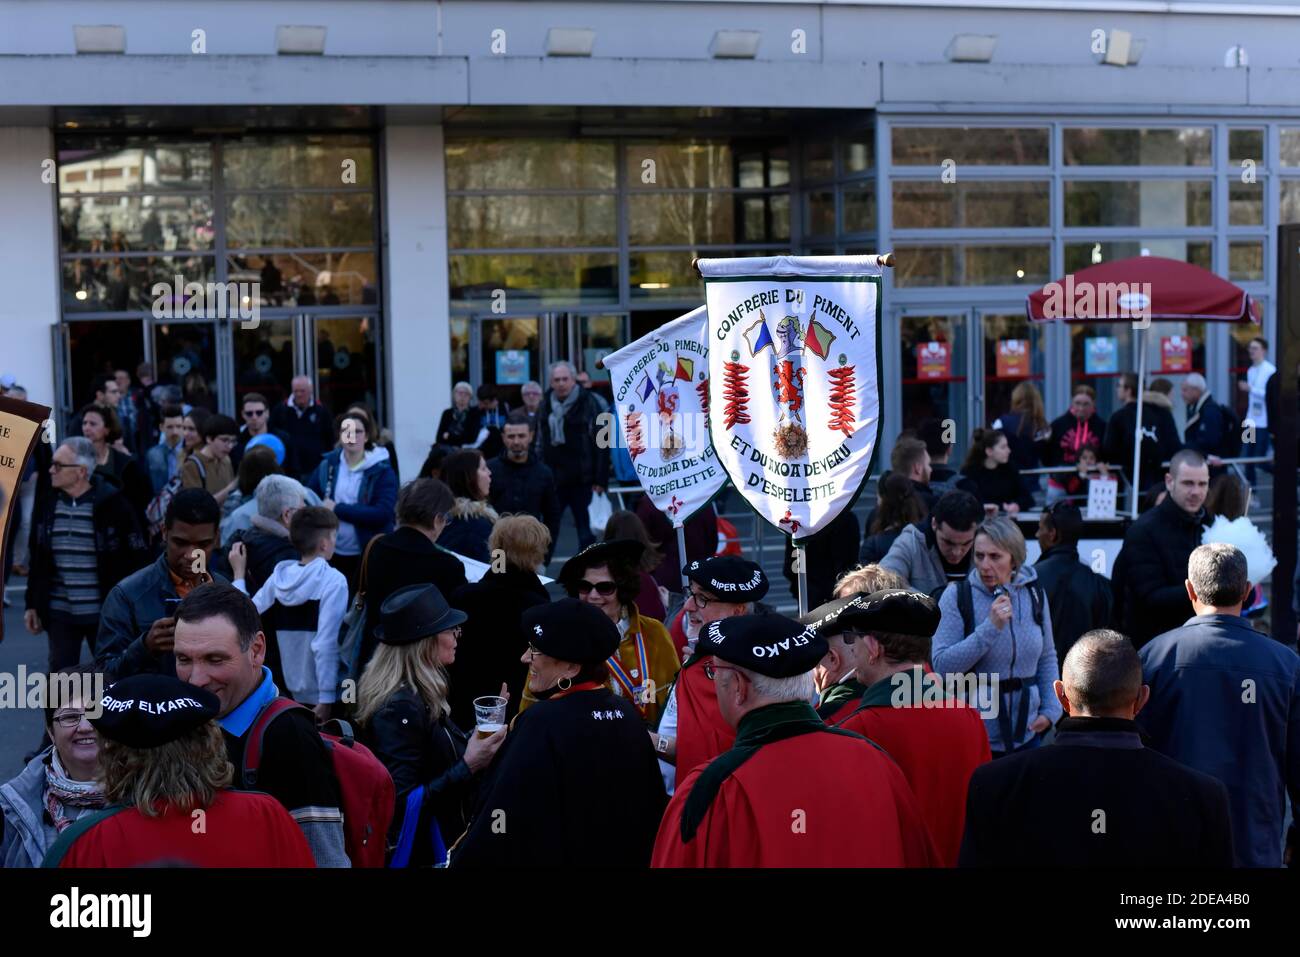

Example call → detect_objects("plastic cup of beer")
473 696 507 739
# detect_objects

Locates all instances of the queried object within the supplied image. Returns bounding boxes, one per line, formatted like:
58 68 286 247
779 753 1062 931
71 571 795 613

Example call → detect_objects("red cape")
53 790 316 868
673 658 735 790
653 731 939 867
828 685 991 867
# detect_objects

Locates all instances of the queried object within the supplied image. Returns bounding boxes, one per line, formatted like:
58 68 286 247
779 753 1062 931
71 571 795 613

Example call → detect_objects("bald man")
959 629 1232 868
270 376 336 482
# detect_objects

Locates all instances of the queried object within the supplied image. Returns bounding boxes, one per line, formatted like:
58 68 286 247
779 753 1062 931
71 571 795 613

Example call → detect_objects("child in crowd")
229 506 349 719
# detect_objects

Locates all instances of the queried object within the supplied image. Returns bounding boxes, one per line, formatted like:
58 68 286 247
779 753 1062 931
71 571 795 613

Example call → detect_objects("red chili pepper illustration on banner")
722 353 751 430
696 376 710 430
625 410 646 459
827 356 856 437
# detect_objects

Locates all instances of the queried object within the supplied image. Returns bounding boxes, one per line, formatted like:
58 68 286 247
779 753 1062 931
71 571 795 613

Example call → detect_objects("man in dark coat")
1138 544 1300 868
230 391 298 475
269 376 336 483
539 362 609 551
487 412 561 553
1033 502 1112 665
1102 372 1181 495
781 506 861 610
960 629 1233 868
1114 450 1211 646
211 474 303 596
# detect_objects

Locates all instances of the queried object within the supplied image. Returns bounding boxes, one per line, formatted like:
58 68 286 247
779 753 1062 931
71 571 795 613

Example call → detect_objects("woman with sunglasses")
357 583 506 867
0 665 107 868
451 599 667 868
524 540 678 726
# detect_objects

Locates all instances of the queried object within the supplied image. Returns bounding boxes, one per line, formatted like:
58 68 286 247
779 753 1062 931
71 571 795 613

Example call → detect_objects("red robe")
673 656 735 791
654 708 939 868
49 790 316 868
827 672 992 867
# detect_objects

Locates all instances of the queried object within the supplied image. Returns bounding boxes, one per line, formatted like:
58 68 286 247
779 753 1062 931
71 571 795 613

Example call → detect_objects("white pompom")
1201 516 1277 584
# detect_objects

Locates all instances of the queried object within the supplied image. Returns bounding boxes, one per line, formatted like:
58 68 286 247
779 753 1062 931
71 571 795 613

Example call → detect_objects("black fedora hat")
375 583 467 646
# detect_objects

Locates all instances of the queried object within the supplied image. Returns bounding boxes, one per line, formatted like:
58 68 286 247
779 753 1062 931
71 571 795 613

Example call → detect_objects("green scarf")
679 700 868 843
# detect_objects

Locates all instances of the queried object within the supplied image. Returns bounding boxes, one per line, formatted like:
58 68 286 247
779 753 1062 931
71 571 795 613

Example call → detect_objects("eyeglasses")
686 588 713 609
576 580 618 597
52 711 87 729
704 663 744 682
526 644 543 659
49 462 83 472
243 408 267 418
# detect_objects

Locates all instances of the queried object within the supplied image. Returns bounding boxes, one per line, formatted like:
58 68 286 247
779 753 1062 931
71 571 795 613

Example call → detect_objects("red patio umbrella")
1025 256 1260 516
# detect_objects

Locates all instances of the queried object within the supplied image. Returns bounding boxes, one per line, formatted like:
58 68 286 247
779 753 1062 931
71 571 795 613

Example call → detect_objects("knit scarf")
548 388 580 446
44 749 106 833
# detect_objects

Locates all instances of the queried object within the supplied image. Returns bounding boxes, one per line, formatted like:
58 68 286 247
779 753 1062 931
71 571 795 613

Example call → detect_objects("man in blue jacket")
1138 542 1300 867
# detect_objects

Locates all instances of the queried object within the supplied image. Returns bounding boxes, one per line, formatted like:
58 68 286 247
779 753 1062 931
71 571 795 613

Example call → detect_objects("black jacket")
1033 544 1113 664
436 406 483 448
539 387 610 489
451 687 667 868
1102 401 1181 493
95 446 154 529
214 522 298 598
269 400 337 480
487 454 560 540
636 495 717 593
959 462 1034 511
959 716 1233 868
1183 395 1230 458
1114 496 1211 646
781 506 861 609
448 566 550 730
360 526 469 672
859 527 904 566
25 476 152 623
359 687 477 863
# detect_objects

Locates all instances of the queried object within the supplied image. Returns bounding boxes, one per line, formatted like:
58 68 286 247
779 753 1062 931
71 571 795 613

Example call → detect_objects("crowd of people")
0 348 1296 869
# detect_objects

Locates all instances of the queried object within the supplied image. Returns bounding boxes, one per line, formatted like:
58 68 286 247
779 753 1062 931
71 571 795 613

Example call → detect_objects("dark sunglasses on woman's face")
577 579 618 596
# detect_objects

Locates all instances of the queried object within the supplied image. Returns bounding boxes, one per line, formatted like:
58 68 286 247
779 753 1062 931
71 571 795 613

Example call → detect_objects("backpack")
954 578 1045 638
242 698 395 868
146 454 205 535
1216 401 1242 458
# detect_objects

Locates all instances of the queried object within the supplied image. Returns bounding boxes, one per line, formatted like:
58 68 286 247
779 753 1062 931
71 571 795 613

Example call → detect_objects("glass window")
842 183 876 234
899 313 969 443
1063 127 1211 166
891 127 1049 167
892 244 1049 288
803 141 833 182
892 180 1048 229
59 195 215 252
62 255 216 313
448 194 616 248
447 139 615 190
739 195 791 243
153 322 219 413
1229 241 1265 282
450 252 619 306
222 135 376 189
1280 180 1300 222
629 193 737 246
842 136 874 174
579 315 626 386
1229 129 1264 166
65 320 145 408
629 248 780 302
450 317 470 385
1281 129 1300 167
226 252 377 307
1229 182 1264 227
1069 325 1135 423
981 313 1047 427
314 317 379 417
479 317 541 407
1063 180 1211 228
57 140 212 193
805 190 834 237
1063 240 1211 273
625 141 734 189
233 319 295 408
225 193 375 248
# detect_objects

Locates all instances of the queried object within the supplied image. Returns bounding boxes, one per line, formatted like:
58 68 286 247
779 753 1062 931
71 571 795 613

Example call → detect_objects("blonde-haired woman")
358 583 506 867
992 380 1050 501
447 514 552 730
931 516 1061 759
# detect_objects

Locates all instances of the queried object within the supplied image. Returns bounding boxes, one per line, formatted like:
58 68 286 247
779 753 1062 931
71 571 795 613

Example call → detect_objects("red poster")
916 341 951 380
1160 336 1192 373
995 339 1029 378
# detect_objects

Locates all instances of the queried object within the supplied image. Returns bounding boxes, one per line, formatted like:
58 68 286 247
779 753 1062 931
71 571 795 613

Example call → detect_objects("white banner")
700 256 883 541
602 306 726 527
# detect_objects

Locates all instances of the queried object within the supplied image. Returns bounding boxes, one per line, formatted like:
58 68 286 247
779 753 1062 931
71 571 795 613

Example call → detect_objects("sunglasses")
576 580 618 597
243 408 267 417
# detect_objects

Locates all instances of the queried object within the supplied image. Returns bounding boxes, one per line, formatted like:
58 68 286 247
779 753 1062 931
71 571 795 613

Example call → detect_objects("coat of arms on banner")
701 256 884 540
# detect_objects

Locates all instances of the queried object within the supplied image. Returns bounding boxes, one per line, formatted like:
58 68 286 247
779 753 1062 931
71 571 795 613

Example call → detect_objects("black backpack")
954 579 1045 638
1216 401 1242 458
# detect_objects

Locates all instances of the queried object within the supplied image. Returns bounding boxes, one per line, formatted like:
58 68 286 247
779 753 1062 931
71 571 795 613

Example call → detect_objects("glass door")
898 310 971 451
472 315 542 408
309 315 381 420
976 310 1047 428
575 313 628 406
151 320 219 414
231 318 295 409
1069 324 1136 423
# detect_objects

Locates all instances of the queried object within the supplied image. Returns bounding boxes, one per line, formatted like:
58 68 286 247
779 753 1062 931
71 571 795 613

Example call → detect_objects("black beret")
524 598 620 666
802 589 941 639
559 539 645 589
701 613 827 678
90 675 220 749
683 556 768 603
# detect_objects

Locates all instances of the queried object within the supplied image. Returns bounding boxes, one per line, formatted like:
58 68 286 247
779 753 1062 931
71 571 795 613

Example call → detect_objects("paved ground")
0 591 53 781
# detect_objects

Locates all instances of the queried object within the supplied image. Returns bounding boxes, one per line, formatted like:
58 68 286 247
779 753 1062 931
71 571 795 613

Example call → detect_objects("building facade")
1 0 1294 474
